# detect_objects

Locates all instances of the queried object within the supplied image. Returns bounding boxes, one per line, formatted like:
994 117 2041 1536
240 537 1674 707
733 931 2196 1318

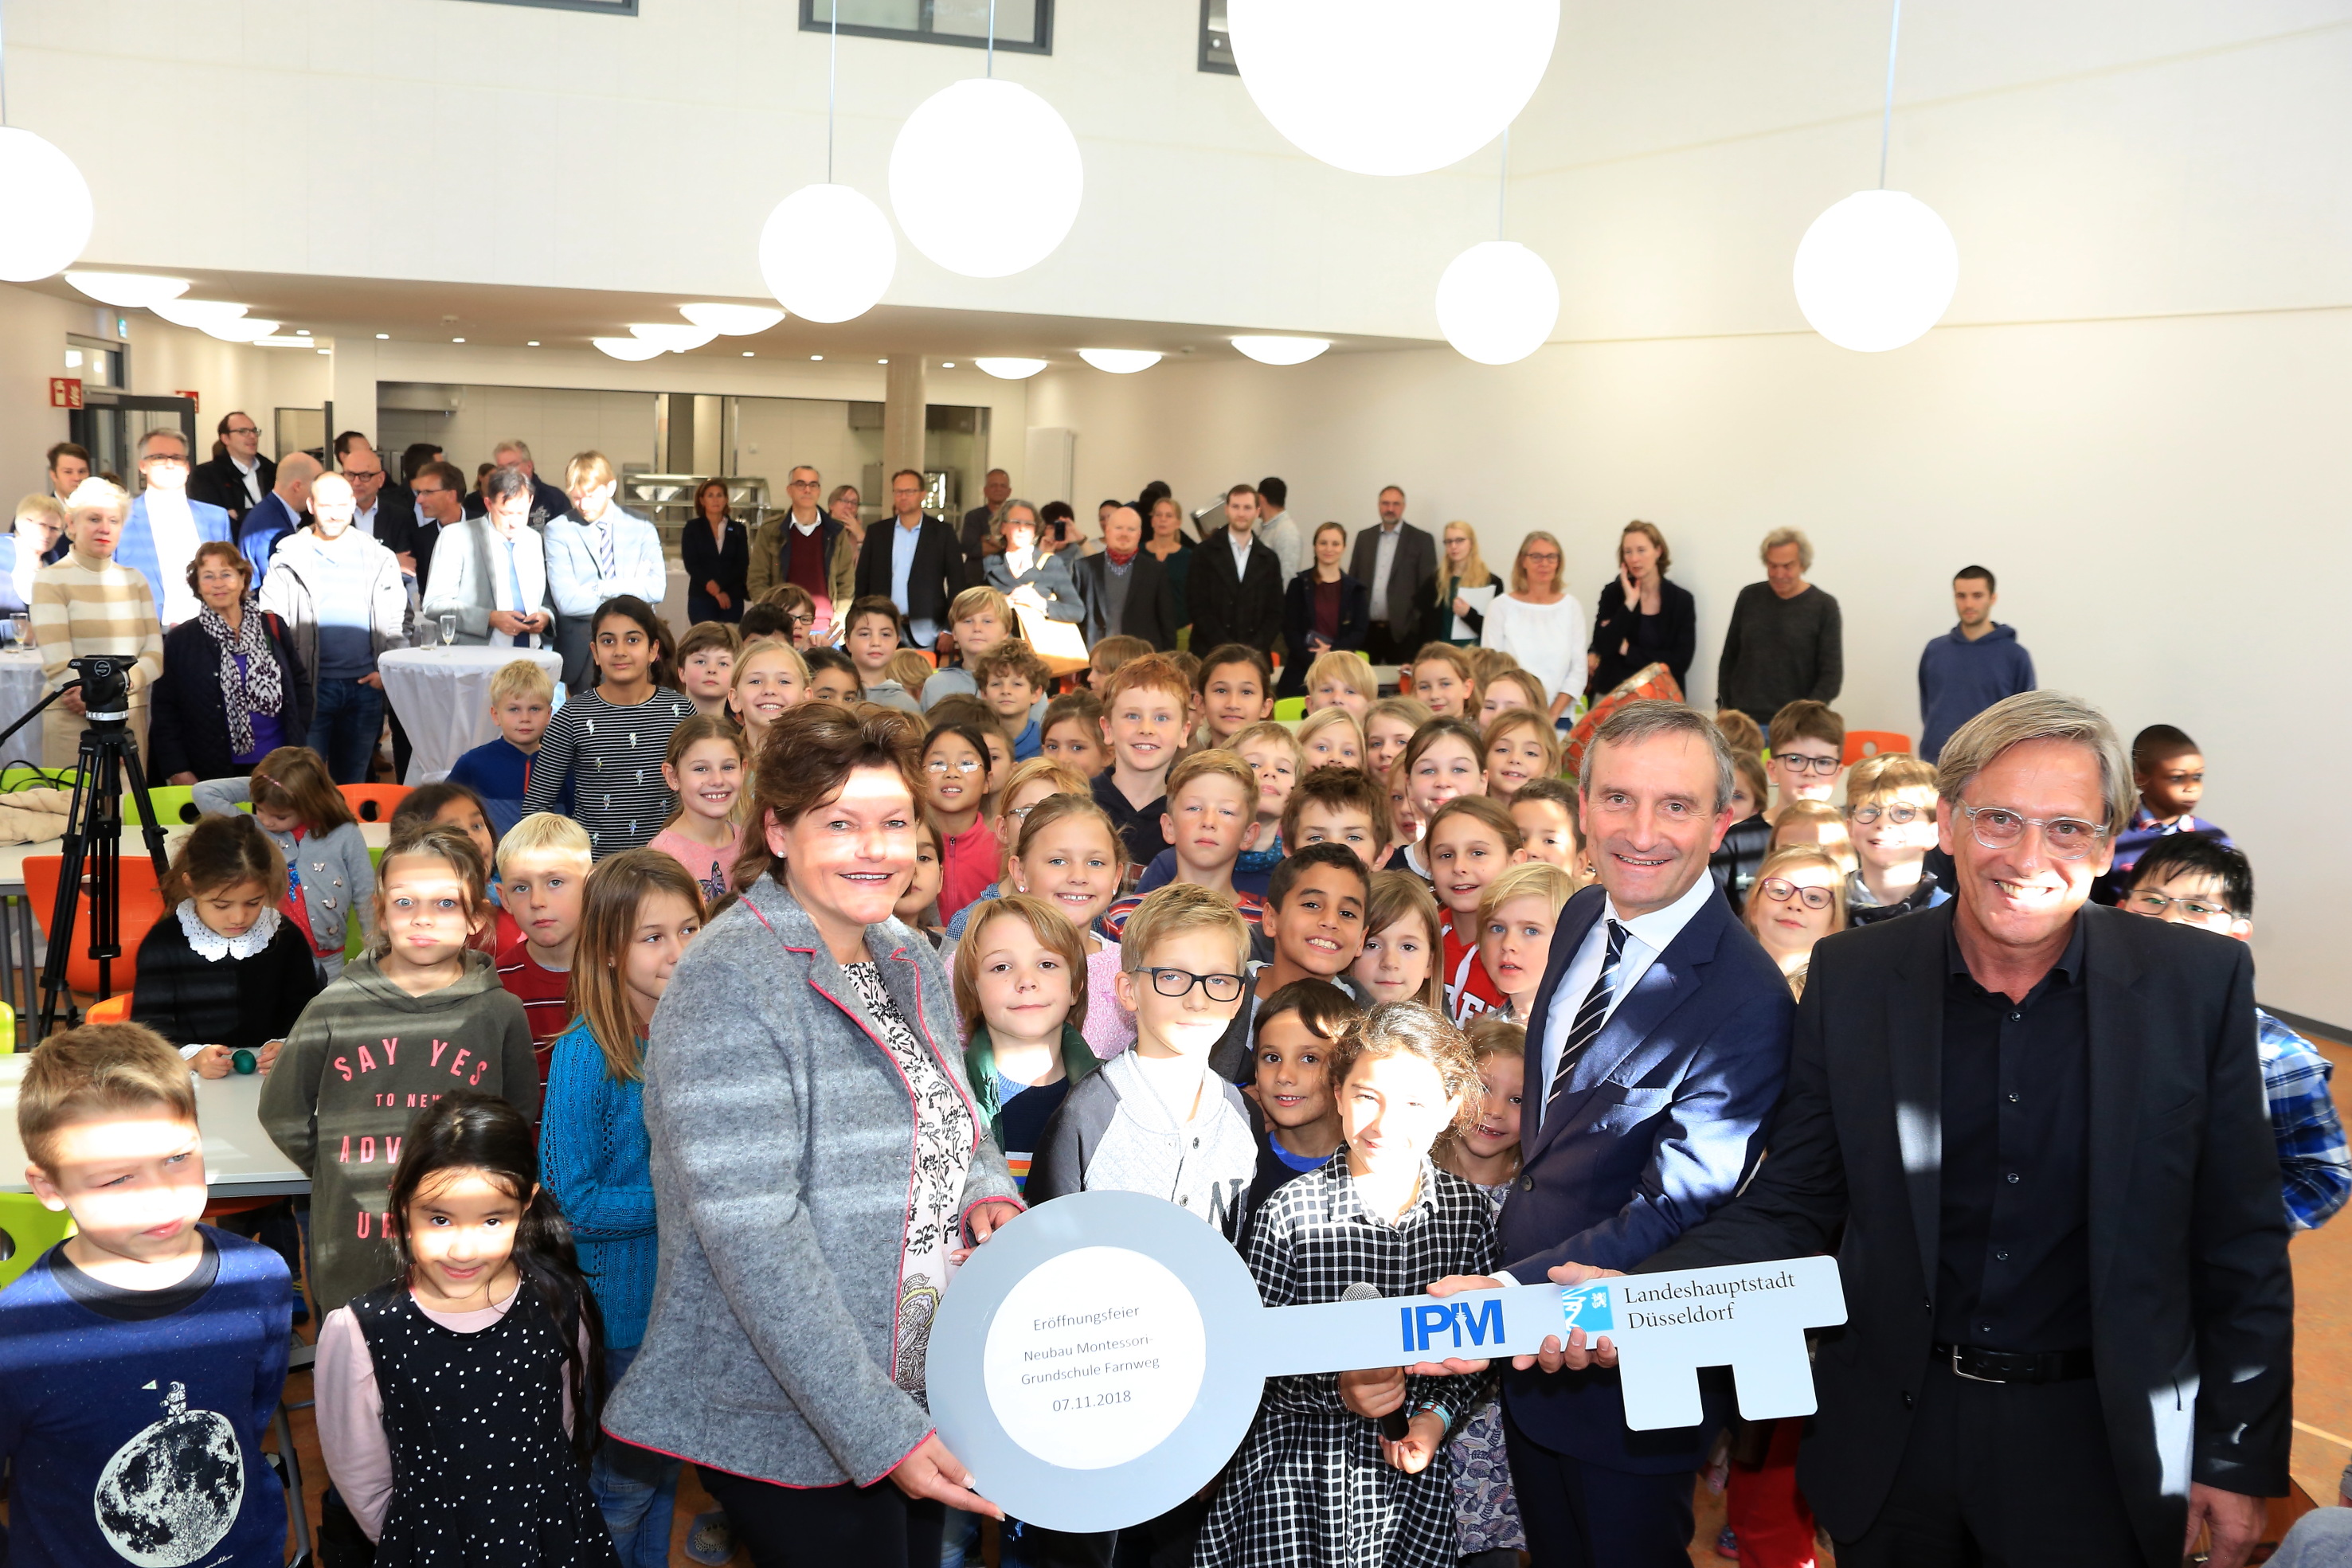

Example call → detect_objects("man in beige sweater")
29 477 163 767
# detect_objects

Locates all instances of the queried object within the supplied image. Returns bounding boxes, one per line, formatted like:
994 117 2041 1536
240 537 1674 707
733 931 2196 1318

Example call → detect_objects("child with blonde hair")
1474 861 1576 1024
1366 695 1433 783
648 714 750 902
726 638 808 755
446 657 556 835
1297 703 1365 774
1302 649 1375 720
942 756 1092 940
1006 792 1136 1059
1481 708 1562 804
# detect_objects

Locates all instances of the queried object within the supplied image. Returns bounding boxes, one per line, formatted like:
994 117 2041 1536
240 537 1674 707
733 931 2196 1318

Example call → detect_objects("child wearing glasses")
2117 833 2350 1233
1843 753 1951 926
1763 698 1845 824
1742 845 1849 991
921 720 1001 925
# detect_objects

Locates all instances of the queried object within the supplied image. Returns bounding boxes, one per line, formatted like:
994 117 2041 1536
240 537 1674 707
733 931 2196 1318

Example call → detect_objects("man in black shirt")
1516 691 2289 1568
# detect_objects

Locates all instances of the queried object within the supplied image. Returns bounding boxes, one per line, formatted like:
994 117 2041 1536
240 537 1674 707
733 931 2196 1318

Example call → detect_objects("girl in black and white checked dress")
1197 1003 1499 1568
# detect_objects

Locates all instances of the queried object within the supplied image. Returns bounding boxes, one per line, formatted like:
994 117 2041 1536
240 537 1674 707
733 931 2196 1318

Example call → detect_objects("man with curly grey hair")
1714 526 1842 729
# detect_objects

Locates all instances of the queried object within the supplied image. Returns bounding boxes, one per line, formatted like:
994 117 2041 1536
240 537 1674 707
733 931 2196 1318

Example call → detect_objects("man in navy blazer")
1390 700 1794 1567
235 452 319 583
118 428 232 626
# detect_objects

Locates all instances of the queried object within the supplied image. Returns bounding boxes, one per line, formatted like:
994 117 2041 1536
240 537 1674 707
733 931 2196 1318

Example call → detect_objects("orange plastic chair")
22 854 167 1000
84 993 131 1024
336 783 412 823
1843 729 1912 764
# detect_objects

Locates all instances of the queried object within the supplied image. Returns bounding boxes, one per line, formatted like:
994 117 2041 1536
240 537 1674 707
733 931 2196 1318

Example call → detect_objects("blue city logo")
1560 1281 1614 1334
1398 1297 1507 1353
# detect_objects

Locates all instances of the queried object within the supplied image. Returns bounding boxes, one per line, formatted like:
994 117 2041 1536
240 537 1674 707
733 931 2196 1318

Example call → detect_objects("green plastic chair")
123 784 202 827
0 1193 72 1293
1272 698 1306 722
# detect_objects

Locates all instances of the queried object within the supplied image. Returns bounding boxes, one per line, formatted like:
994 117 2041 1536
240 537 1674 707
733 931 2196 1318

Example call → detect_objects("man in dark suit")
236 452 319 582
1513 691 2291 1568
855 467 968 653
187 410 274 526
1382 700 1793 1566
1348 483 1436 663
959 466 1011 573
1073 503 1177 650
1188 483 1283 655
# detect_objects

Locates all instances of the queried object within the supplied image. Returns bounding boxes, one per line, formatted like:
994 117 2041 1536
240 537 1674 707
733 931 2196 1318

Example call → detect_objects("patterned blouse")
840 960 976 1398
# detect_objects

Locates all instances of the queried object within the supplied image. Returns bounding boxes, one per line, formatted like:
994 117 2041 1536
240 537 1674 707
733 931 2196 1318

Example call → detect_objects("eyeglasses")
1775 753 1842 776
1757 877 1834 911
1955 801 2110 860
1006 801 1039 823
1848 803 1927 825
2124 890 2233 921
1521 551 1560 563
787 611 816 628
223 425 260 437
1141 967 1245 1002
925 757 984 775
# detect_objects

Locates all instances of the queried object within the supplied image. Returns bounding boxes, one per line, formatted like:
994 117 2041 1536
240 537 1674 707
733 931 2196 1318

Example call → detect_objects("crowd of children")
4 565 2332 1568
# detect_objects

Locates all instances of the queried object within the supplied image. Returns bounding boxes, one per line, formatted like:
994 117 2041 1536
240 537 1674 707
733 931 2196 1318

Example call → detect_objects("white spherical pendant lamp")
1792 189 1957 353
1434 241 1558 366
1227 0 1558 176
761 183 897 323
0 127 92 281
890 79 1082 279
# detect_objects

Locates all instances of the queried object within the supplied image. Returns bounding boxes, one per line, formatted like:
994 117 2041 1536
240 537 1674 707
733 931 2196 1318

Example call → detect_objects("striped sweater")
29 549 163 700
522 686 697 858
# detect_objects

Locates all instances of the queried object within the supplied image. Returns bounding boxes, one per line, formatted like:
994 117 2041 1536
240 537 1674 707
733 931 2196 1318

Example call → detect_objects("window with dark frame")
458 0 636 12
1199 0 1235 73
800 0 1051 55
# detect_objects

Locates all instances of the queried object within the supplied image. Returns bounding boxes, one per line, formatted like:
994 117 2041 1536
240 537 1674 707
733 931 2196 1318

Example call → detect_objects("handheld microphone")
1341 1283 1412 1440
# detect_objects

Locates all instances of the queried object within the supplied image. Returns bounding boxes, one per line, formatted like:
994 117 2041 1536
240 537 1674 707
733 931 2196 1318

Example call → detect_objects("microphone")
1342 1282 1412 1440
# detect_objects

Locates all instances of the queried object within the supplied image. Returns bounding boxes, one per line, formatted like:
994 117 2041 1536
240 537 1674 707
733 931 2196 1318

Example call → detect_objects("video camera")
70 655 131 723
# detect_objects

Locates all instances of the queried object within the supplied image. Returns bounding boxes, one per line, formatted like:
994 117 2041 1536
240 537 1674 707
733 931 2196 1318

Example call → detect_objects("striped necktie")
595 520 615 579
1548 919 1626 1109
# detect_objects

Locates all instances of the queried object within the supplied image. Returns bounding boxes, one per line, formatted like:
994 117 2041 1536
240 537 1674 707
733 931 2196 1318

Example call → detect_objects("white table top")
0 821 393 896
0 1050 310 1195
378 645 565 675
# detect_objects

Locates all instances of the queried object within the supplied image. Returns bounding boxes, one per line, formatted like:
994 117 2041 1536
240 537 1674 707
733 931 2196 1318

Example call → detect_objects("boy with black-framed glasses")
1763 698 1845 824
1844 752 1951 927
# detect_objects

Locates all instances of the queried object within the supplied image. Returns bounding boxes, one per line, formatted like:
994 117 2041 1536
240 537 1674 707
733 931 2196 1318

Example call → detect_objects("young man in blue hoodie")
1916 564 2035 762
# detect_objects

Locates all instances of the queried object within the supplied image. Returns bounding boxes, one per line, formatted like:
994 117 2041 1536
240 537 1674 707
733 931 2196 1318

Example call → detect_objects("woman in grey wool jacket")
601 704 1023 1568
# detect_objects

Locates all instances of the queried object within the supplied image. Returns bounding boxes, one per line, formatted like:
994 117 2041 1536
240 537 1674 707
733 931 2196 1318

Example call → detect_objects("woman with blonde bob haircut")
1423 520 1500 647
1479 529 1586 725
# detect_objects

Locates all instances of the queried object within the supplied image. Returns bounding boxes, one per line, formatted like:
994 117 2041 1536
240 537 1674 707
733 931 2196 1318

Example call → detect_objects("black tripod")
0 657 170 1037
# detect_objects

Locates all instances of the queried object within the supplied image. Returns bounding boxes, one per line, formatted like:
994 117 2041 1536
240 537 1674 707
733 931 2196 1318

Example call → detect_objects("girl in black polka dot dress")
315 1092 618 1566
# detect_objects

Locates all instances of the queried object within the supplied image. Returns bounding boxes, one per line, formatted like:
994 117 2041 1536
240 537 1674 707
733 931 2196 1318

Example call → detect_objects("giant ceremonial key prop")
926 1191 1846 1531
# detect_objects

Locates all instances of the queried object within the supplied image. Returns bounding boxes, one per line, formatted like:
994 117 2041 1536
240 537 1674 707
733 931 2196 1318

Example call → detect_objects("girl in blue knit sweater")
538 848 706 1567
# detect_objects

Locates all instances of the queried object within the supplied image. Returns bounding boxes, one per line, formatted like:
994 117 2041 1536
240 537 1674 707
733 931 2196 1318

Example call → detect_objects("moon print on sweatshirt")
93 1381 243 1566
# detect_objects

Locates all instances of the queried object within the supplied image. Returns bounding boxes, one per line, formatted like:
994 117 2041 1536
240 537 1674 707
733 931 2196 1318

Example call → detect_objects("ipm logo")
1399 1297 1507 1354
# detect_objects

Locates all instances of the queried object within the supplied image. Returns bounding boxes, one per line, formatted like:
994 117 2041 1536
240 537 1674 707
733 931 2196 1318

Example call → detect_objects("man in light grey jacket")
421 465 553 649
256 471 410 783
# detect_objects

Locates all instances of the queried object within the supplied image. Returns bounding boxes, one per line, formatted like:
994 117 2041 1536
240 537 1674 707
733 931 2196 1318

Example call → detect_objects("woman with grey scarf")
148 539 310 784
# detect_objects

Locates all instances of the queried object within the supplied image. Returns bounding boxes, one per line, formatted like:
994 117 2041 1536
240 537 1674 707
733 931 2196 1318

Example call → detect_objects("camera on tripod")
69 655 131 722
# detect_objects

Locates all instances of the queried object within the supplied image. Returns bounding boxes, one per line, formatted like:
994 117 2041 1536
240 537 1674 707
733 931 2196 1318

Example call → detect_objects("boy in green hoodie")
259 825 537 1312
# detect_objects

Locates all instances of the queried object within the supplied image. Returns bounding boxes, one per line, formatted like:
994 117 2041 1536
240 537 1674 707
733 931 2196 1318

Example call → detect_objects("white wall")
1025 306 2352 1024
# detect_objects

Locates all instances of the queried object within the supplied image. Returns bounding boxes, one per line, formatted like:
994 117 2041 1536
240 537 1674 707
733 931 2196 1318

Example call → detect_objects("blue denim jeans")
307 676 385 785
592 1343 682 1568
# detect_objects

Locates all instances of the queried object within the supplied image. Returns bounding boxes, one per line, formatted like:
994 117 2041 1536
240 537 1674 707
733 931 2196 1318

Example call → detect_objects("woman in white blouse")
1478 530 1587 723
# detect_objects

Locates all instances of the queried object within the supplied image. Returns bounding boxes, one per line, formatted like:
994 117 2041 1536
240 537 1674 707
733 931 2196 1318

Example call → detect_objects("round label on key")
980 1245 1207 1470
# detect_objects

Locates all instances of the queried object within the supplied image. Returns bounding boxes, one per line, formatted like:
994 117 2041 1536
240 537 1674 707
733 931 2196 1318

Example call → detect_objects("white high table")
378 644 565 784
0 1051 309 1195
0 647 50 767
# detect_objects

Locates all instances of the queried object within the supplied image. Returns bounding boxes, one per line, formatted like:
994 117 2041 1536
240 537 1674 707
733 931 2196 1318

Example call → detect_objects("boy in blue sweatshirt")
0 1023 293 1568
445 656 555 835
1916 565 2036 763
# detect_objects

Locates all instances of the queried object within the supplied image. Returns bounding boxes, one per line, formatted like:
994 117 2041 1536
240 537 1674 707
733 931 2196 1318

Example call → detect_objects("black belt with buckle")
1935 1343 2095 1384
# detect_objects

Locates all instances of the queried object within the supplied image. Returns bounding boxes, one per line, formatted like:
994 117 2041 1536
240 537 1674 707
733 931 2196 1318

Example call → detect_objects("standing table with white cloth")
0 647 53 769
378 645 565 783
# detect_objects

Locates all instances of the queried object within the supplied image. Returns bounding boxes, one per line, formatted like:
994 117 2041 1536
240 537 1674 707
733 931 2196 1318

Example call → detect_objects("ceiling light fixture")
681 302 785 335
1228 0 1558 176
526 341 540 347
451 336 464 343
1436 129 1557 365
759 2 896 321
941 361 956 369
1791 0 1956 352
151 298 249 330
593 336 665 362
1078 349 1161 374
1230 335 1330 366
811 354 824 362
973 357 1049 380
374 332 389 340
628 322 718 353
204 318 282 343
65 271 188 308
